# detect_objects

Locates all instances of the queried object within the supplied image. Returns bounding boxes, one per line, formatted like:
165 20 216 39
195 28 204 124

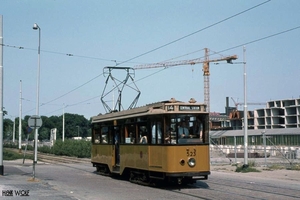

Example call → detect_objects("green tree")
4 113 91 142
62 113 91 138
3 118 13 140
3 107 7 116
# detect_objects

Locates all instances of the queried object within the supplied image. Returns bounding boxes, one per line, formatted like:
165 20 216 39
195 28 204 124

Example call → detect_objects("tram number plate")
186 149 196 157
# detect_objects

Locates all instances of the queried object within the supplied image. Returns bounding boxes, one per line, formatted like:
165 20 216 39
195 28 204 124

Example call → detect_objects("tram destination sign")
179 105 201 111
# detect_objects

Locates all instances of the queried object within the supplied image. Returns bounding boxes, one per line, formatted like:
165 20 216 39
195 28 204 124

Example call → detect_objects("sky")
1 0 300 120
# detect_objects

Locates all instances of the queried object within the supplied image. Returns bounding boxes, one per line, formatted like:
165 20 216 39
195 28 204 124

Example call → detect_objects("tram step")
112 165 120 173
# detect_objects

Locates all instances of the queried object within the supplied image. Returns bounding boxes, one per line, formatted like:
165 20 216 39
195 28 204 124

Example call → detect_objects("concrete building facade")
255 98 300 129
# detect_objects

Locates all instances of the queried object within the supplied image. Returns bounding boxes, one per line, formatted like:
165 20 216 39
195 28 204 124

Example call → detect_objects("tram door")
114 126 120 165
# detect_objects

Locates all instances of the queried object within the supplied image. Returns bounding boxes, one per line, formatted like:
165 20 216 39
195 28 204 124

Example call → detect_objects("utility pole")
76 126 79 138
19 80 22 152
32 22 41 180
0 15 4 175
12 117 16 142
62 104 65 142
243 46 248 168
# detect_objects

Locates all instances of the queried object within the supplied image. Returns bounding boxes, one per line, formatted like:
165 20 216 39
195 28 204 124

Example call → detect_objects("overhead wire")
2 0 271 67
5 0 274 116
216 25 300 54
2 43 146 65
116 0 271 66
2 44 115 62
19 24 300 117
41 73 103 106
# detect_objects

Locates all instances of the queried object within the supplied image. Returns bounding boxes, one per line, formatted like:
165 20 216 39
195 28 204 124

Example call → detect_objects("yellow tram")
91 98 210 185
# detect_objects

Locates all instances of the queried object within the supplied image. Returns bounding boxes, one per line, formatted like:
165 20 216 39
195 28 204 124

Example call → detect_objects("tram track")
196 175 300 199
155 171 300 200
5 148 300 199
164 182 299 200
7 148 91 164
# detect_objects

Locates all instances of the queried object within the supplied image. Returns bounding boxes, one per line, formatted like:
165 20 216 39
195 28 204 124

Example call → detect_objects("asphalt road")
1 160 300 200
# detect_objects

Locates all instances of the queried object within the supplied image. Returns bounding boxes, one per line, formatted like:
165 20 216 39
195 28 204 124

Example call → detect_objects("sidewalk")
210 157 300 182
1 160 76 199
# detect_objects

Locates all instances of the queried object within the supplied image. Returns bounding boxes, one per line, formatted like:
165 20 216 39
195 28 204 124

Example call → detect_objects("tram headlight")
188 158 196 167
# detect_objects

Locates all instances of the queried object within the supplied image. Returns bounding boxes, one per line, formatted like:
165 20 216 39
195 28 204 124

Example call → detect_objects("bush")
290 165 300 171
4 142 34 151
268 164 285 170
4 139 91 159
38 145 53 154
3 149 33 160
3 142 18 149
235 164 261 173
52 139 91 158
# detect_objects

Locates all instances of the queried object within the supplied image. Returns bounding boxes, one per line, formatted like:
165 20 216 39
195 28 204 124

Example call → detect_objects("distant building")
209 97 300 147
255 98 300 129
72 137 82 140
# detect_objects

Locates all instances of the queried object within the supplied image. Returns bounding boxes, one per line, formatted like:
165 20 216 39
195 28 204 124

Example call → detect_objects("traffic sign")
28 115 43 129
27 126 33 134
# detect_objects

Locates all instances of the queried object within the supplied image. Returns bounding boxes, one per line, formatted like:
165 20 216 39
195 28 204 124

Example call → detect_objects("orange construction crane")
134 48 238 112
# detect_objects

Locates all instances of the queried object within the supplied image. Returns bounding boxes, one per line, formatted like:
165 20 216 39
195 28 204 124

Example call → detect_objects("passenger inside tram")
164 128 172 144
139 131 148 144
193 117 203 142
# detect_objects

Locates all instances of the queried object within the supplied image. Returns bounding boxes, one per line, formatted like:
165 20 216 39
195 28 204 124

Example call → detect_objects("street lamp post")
230 46 248 168
243 46 248 168
33 23 41 179
76 126 79 138
62 104 65 142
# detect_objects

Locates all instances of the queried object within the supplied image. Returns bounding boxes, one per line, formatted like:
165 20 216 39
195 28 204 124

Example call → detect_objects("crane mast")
133 48 238 113
204 48 210 112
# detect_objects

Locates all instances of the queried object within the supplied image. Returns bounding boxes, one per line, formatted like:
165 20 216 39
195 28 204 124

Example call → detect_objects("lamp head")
33 23 39 30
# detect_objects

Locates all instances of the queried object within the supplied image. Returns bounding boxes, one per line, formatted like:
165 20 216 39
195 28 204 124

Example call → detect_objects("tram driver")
178 120 189 138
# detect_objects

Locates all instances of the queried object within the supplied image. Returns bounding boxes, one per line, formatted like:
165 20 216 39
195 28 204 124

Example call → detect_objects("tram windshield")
162 114 206 144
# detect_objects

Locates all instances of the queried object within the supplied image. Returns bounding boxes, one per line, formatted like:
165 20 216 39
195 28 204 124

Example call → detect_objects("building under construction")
209 97 300 148
211 97 300 130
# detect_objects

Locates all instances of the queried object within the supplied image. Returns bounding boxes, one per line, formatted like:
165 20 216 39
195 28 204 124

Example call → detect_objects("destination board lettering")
179 105 201 111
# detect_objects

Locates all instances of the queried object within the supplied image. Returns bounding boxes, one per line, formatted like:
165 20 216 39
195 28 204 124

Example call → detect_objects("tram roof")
210 128 300 138
92 98 208 123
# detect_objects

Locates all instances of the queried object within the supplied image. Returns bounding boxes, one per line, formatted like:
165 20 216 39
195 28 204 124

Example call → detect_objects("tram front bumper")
165 171 210 180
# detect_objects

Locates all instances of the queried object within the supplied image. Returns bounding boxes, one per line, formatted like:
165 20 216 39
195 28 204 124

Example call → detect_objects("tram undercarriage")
93 162 209 186
129 168 209 185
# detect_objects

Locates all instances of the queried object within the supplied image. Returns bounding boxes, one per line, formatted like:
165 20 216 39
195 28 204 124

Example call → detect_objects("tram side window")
125 124 136 144
164 116 177 144
151 120 163 144
138 125 148 144
101 126 108 144
93 125 101 144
